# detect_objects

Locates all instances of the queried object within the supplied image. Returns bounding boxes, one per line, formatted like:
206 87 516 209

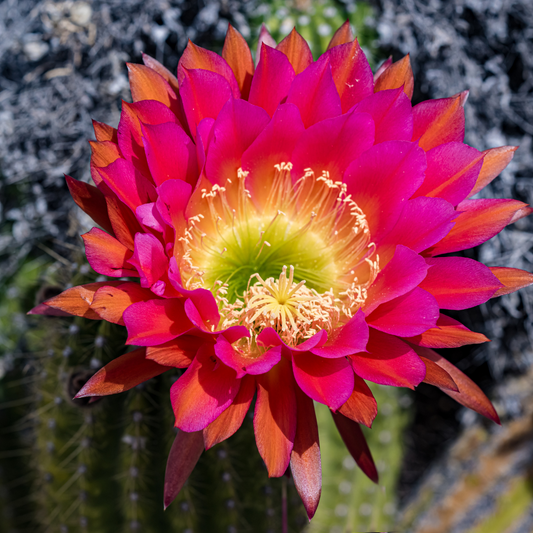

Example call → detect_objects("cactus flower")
30 22 533 519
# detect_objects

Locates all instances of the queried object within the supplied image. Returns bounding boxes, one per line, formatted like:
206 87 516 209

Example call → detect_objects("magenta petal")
163 430 204 509
350 329 426 389
291 111 375 181
171 346 241 432
195 117 215 171
312 309 369 358
142 122 197 186
286 57 342 128
205 98 270 186
123 299 193 345
364 245 429 314
413 142 483 206
215 336 281 378
419 257 503 310
136 203 164 233
180 68 233 137
255 328 327 352
127 233 168 288
351 87 413 143
248 44 295 117
97 158 157 212
376 197 456 267
366 287 440 337
292 351 354 410
220 325 251 344
242 103 305 211
344 141 427 241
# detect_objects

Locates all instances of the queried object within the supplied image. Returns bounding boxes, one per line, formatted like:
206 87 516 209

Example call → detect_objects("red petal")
164 430 204 509
426 199 529 255
255 24 277 60
350 329 426 389
410 345 500 423
468 146 518 197
405 314 489 348
337 374 377 428
254 358 297 477
27 303 72 316
490 267 533 297
412 92 466 151
222 24 255 99
171 346 240 432
82 227 138 277
331 412 378 483
419 356 458 391
248 44 295 117
65 175 113 234
123 299 193 346
276 28 313 74
75 347 169 398
105 193 143 251
290 386 321 520
292 351 354 411
327 20 354 49
374 55 414 99
203 374 256 449
419 257 502 310
145 336 201 368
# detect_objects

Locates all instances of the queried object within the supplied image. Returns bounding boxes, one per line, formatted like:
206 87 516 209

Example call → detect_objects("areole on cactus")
30 21 533 519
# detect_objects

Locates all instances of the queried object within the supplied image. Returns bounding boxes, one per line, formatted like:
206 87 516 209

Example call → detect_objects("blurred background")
1 0 532 531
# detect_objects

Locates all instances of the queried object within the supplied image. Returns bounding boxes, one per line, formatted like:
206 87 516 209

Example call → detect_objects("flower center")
178 163 379 343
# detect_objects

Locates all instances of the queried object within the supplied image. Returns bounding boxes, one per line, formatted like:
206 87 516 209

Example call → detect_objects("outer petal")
82 228 138 277
171 345 241 432
286 57 342 128
255 24 277 61
331 412 378 483
351 87 413 143
276 28 313 74
215 336 281 379
248 44 295 117
75 347 169 398
290 386 321 520
222 24 254 99
405 314 490 348
336 374 377 428
411 345 500 423
93 119 117 142
419 257 502 310
145 336 202 368
254 358 297 477
123 298 193 346
163 430 204 509
426 199 529 255
373 55 414 99
90 140 122 168
350 329 426 389
105 194 143 251
468 146 518 197
203 374 256 449
327 20 354 49
419 356 458 391
412 92 466 151
344 141 427 242
292 351 354 411
490 267 533 297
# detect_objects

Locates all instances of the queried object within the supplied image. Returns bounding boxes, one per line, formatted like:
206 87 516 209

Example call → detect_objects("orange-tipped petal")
142 53 179 92
405 314 490 349
290 386 321 520
374 54 414 99
256 24 277 64
411 345 500 424
146 336 202 368
373 56 392 82
164 430 204 509
419 356 458 391
254 358 297 477
203 374 256 450
75 347 170 398
327 20 354 50
337 374 377 428
104 194 143 251
65 175 113 234
490 267 533 297
89 140 122 168
276 28 313 75
90 283 154 325
27 303 72 317
468 146 519 197
222 24 255 99
92 119 117 142
37 281 121 319
331 412 378 483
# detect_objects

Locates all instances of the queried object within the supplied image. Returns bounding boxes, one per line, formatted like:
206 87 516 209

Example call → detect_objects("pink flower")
31 23 533 518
